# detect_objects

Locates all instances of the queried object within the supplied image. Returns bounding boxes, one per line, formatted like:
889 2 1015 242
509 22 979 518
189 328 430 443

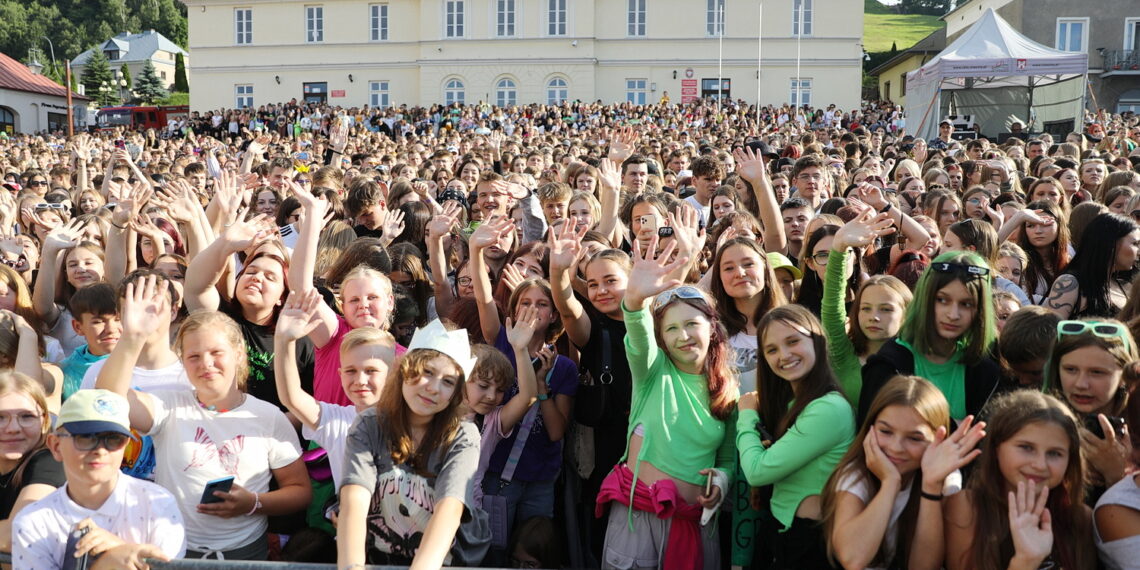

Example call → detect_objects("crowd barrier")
0 552 510 569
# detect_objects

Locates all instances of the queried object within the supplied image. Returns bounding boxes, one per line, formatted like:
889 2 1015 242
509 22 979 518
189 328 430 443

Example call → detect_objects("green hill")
864 0 943 53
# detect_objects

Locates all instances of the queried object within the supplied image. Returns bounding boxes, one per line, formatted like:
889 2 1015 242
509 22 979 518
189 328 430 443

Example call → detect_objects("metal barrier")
0 552 501 569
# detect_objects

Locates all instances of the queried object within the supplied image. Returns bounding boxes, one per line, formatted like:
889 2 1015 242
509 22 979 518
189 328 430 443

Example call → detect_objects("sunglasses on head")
652 286 706 313
1057 320 1133 350
931 262 989 279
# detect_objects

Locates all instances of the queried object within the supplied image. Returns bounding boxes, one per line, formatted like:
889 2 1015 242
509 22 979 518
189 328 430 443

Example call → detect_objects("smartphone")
114 140 126 149
62 526 90 570
200 475 235 504
1085 415 1126 440
657 226 675 238
705 471 714 497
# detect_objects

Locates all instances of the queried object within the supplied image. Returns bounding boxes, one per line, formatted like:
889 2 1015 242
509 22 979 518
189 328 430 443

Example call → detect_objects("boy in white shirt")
13 389 185 569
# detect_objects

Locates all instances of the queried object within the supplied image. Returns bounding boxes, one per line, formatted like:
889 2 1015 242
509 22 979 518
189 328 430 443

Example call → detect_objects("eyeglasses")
456 277 473 287
1057 320 1132 350
810 251 831 266
27 180 47 187
0 411 41 428
796 173 824 182
58 431 130 452
652 285 706 312
931 262 990 279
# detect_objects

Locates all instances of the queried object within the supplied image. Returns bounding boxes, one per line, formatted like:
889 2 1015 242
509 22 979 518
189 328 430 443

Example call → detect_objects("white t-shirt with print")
729 331 759 394
146 390 302 553
302 401 357 490
80 357 191 393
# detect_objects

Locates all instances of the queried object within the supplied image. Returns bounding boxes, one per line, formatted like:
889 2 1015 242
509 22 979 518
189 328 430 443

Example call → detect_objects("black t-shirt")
227 308 316 411
0 448 64 519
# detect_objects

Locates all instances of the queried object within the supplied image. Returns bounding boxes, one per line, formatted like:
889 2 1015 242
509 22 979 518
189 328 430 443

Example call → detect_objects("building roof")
72 30 188 66
869 27 947 76
0 51 89 100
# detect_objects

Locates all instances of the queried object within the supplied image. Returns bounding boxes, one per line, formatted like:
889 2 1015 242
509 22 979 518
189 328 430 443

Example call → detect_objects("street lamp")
41 36 57 79
26 48 43 75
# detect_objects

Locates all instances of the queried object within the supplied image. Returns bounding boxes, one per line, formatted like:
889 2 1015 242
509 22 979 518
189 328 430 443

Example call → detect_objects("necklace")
196 392 245 413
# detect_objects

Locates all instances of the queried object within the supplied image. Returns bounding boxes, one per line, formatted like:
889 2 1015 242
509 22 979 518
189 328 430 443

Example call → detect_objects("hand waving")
120 274 169 341
920 415 986 489
624 235 688 309
505 304 541 350
1008 480 1053 566
276 290 324 342
833 210 895 252
548 219 587 273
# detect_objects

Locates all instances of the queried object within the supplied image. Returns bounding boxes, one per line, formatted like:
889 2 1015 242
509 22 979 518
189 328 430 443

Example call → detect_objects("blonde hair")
174 311 249 390
340 326 396 359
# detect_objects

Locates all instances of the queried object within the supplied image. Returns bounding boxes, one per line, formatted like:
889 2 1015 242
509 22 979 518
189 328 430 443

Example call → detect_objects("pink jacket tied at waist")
595 463 703 570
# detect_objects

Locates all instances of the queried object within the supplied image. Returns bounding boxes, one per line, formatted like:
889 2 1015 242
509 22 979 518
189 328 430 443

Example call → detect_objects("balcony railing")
1103 49 1140 73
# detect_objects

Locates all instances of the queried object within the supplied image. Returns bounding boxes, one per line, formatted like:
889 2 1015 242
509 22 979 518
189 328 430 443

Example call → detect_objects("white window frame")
369 80 390 109
1055 17 1088 53
706 0 725 37
306 5 324 43
547 0 567 37
792 0 813 37
626 78 648 105
790 78 812 107
445 0 466 38
547 77 568 104
627 0 646 37
235 8 253 45
370 4 389 41
496 0 517 37
496 78 518 107
235 84 254 109
1124 18 1140 51
444 78 465 105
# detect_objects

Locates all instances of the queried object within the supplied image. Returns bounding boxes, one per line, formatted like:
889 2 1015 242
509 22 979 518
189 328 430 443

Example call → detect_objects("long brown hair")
756 305 843 434
378 349 466 476
821 375 949 568
710 238 785 337
651 290 738 419
1017 200 1070 300
849 275 912 357
962 390 1093 570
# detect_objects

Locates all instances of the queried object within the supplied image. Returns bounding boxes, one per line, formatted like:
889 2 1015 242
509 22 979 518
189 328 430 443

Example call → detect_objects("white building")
0 52 90 134
72 30 189 92
184 0 863 111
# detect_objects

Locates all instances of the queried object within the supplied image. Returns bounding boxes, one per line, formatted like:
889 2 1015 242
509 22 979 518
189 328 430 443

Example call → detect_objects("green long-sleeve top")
736 391 855 529
621 302 737 490
821 248 863 406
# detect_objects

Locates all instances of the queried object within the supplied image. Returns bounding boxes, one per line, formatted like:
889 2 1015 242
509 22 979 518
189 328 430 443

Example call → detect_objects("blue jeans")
482 471 556 563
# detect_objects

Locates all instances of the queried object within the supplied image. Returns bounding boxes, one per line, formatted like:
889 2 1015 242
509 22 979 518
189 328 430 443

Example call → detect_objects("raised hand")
608 126 639 162
548 219 587 273
1008 480 1053 566
833 210 895 252
329 120 349 153
469 215 513 252
426 202 462 240
624 235 688 309
597 158 622 191
667 203 703 258
42 218 86 251
120 274 168 341
222 214 277 254
500 263 526 294
921 415 986 489
505 304 541 350
732 145 769 184
276 289 324 342
853 181 889 211
379 208 406 241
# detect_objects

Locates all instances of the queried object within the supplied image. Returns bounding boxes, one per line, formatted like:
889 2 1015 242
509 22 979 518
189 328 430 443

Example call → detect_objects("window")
235 8 252 44
1056 18 1087 52
790 78 812 107
1127 18 1140 51
899 73 907 96
627 0 646 37
445 78 465 105
883 80 891 101
306 6 324 42
370 81 390 109
626 79 648 105
496 78 517 106
547 77 568 104
792 0 812 36
547 0 567 36
496 0 516 37
236 84 253 108
445 1 465 38
707 0 725 37
161 71 167 80
105 50 119 61
370 4 388 41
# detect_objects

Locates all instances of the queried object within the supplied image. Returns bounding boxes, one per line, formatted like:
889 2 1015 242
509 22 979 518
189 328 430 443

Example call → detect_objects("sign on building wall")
681 79 698 103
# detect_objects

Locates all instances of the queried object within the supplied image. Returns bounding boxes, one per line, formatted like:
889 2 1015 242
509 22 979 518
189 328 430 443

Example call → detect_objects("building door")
701 78 731 100
303 82 328 104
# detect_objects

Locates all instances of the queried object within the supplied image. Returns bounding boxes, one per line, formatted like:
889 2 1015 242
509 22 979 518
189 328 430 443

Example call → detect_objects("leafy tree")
173 52 188 92
134 59 167 104
119 62 132 92
80 48 117 106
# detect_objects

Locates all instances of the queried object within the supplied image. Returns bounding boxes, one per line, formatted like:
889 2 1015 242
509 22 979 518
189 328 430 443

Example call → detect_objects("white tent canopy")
905 8 1088 141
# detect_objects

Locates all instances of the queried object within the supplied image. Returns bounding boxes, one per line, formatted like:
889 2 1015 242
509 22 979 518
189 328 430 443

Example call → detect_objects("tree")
173 52 189 92
119 62 132 92
80 48 117 107
134 59 168 104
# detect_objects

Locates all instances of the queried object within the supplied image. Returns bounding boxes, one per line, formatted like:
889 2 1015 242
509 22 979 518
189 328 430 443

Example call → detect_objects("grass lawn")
863 0 943 53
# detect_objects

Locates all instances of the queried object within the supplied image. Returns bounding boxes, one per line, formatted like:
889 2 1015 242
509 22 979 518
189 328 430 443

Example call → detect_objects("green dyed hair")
899 250 996 365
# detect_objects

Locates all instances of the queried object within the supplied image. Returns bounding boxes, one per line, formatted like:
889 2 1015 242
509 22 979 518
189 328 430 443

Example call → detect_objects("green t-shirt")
898 339 967 419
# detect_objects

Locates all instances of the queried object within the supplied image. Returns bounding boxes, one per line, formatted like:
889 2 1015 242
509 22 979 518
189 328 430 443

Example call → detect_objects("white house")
0 52 90 134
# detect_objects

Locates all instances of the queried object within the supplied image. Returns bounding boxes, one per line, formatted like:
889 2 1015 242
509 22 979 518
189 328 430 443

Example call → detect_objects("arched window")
444 78 465 105
546 77 568 104
496 78 517 107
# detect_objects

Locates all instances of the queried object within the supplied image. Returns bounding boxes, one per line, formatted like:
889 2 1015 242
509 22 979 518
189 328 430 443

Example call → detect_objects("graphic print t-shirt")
341 408 489 565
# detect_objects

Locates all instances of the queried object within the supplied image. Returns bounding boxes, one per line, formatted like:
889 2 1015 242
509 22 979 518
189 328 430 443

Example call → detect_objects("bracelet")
245 491 261 515
879 203 893 214
110 221 125 230
920 490 943 501
537 393 549 401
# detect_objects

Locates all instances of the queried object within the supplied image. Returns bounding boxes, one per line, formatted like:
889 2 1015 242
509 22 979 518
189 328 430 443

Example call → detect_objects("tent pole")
1027 78 1033 132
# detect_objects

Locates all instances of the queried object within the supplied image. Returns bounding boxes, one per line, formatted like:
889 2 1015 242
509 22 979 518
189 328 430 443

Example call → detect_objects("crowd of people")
0 95 1139 569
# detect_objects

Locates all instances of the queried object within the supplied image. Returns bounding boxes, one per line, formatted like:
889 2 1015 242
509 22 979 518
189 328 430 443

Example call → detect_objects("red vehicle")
96 105 189 131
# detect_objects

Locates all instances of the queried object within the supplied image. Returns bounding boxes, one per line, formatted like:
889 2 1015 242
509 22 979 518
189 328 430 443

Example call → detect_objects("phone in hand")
200 475 235 504
62 525 90 570
1085 414 1126 440
114 140 126 149
705 471 714 497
